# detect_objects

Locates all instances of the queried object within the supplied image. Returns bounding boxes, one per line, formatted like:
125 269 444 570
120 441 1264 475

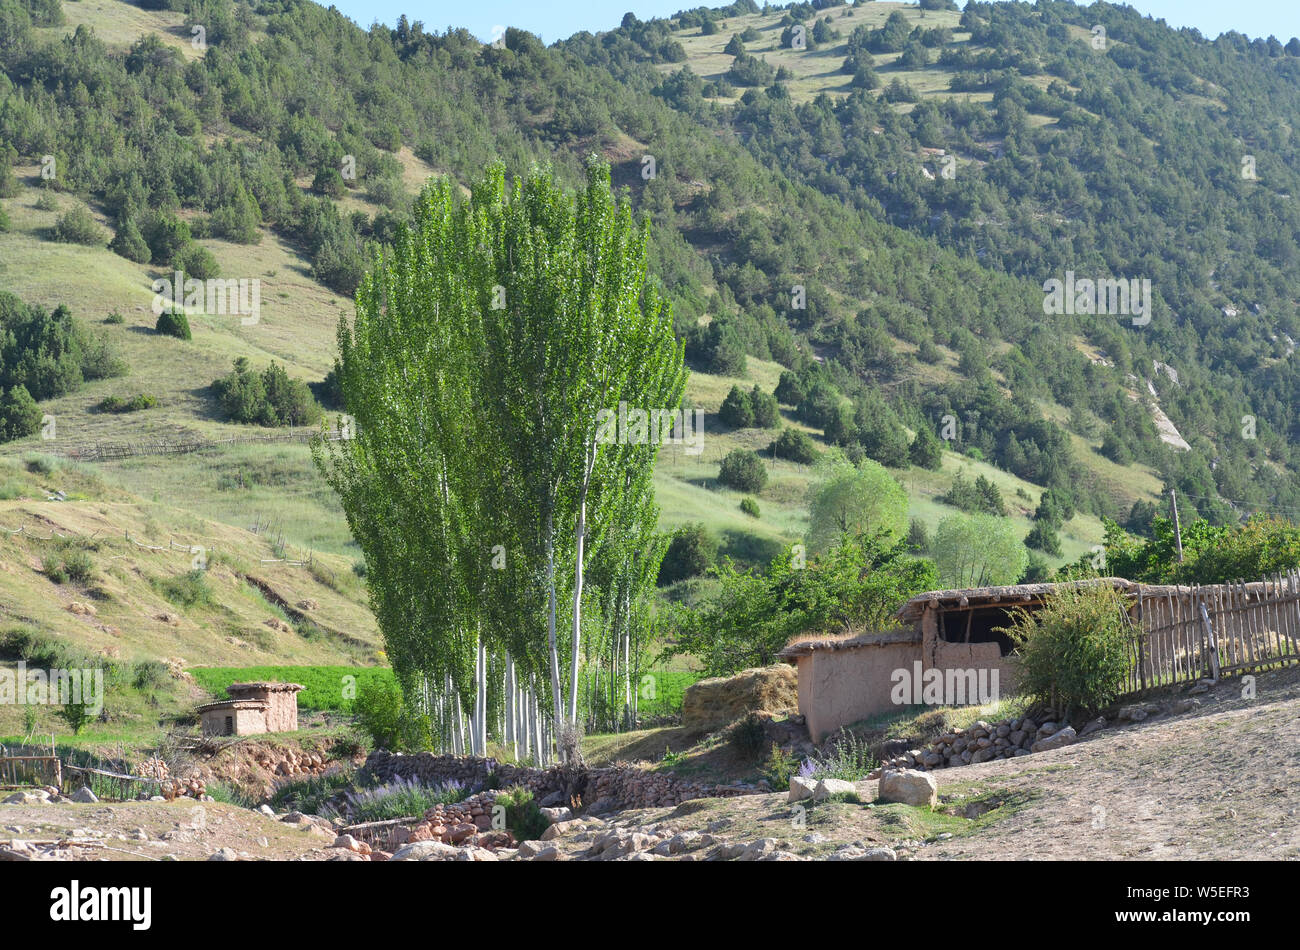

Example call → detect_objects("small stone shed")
198 681 305 736
779 578 1140 742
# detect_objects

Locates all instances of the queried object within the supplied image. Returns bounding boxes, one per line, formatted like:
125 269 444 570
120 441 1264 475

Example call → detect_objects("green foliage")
109 218 151 263
769 427 819 464
173 243 220 281
1001 582 1134 717
808 456 908 553
52 205 104 245
762 742 797 789
657 523 717 585
189 666 396 713
150 570 214 609
155 309 191 340
352 677 409 750
213 358 322 427
96 393 156 413
495 786 550 841
1 293 124 413
909 425 944 469
665 534 936 676
802 730 877 783
932 513 1028 588
1101 515 1300 585
718 448 768 492
740 496 760 518
942 471 1006 516
719 384 754 428
0 384 40 442
56 700 93 735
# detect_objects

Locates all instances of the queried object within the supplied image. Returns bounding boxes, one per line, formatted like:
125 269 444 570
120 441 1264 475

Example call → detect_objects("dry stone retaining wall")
363 751 760 812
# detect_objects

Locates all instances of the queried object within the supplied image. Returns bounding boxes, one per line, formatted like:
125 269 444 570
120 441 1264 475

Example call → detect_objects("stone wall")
363 751 760 812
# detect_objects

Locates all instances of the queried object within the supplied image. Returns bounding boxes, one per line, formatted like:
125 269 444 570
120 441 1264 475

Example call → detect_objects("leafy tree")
110 218 151 263
718 448 768 492
774 370 805 406
932 513 1028 588
749 384 779 428
658 523 717 585
807 456 908 553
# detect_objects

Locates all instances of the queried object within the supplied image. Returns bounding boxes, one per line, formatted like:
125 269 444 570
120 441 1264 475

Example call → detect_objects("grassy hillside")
0 0 1173 687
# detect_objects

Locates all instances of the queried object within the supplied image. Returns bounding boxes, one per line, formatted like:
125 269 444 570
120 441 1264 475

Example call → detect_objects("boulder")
680 665 797 729
878 769 938 808
788 775 817 803
70 787 99 804
813 778 857 802
1080 717 1107 737
1031 725 1078 753
391 840 459 861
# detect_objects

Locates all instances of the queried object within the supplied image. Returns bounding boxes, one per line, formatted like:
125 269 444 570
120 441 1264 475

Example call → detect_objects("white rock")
813 778 857 801
788 775 817 803
878 769 938 808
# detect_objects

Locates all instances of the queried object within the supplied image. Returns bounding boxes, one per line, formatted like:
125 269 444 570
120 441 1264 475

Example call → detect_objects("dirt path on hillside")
916 670 1300 860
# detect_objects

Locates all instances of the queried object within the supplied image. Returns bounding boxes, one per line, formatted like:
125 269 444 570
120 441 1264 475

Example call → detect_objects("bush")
352 677 431 750
53 206 104 245
769 427 819 464
718 448 768 492
799 729 876 783
730 712 767 760
495 785 549 841
1001 582 1134 717
96 393 156 413
109 218 151 263
213 358 323 427
155 309 191 339
740 497 760 518
719 385 755 428
174 243 220 280
343 776 465 823
151 570 213 609
657 523 717 585
0 386 41 442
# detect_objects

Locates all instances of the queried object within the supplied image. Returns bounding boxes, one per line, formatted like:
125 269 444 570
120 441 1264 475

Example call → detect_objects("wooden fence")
1124 572 1300 693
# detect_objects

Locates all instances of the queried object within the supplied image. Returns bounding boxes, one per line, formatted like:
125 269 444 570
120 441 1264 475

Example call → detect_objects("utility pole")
1169 489 1184 562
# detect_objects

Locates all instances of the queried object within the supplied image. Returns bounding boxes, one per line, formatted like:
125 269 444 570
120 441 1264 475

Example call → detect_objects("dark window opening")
224 716 234 736
939 605 1033 656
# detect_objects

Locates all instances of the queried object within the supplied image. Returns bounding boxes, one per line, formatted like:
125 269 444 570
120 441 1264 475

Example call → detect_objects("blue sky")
325 1 1300 46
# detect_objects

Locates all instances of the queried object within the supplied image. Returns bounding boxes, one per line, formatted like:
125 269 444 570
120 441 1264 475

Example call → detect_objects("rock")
813 778 857 801
862 847 897 861
391 840 459 861
736 838 777 861
70 787 99 804
1117 705 1147 722
539 806 572 824
332 834 371 855
1171 698 1201 715
1036 721 1059 738
585 796 619 817
788 775 818 803
1080 717 1107 737
517 840 548 858
541 819 586 841
878 769 938 808
258 805 276 818
1031 725 1078 753
531 845 561 861
680 665 798 729
207 848 240 861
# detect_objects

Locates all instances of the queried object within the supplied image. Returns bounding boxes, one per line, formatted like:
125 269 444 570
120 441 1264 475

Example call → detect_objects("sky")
324 1 1300 46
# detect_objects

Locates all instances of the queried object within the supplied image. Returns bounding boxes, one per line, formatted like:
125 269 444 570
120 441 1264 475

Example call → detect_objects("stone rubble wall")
363 751 759 813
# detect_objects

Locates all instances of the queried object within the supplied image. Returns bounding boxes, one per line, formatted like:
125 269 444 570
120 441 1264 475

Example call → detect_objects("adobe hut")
198 681 305 736
780 578 1140 742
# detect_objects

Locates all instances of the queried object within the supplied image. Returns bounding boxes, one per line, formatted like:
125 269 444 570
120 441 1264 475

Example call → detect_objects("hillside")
2 0 1298 684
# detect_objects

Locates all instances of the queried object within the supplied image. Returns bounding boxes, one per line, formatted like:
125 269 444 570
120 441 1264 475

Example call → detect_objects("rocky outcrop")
878 769 937 808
